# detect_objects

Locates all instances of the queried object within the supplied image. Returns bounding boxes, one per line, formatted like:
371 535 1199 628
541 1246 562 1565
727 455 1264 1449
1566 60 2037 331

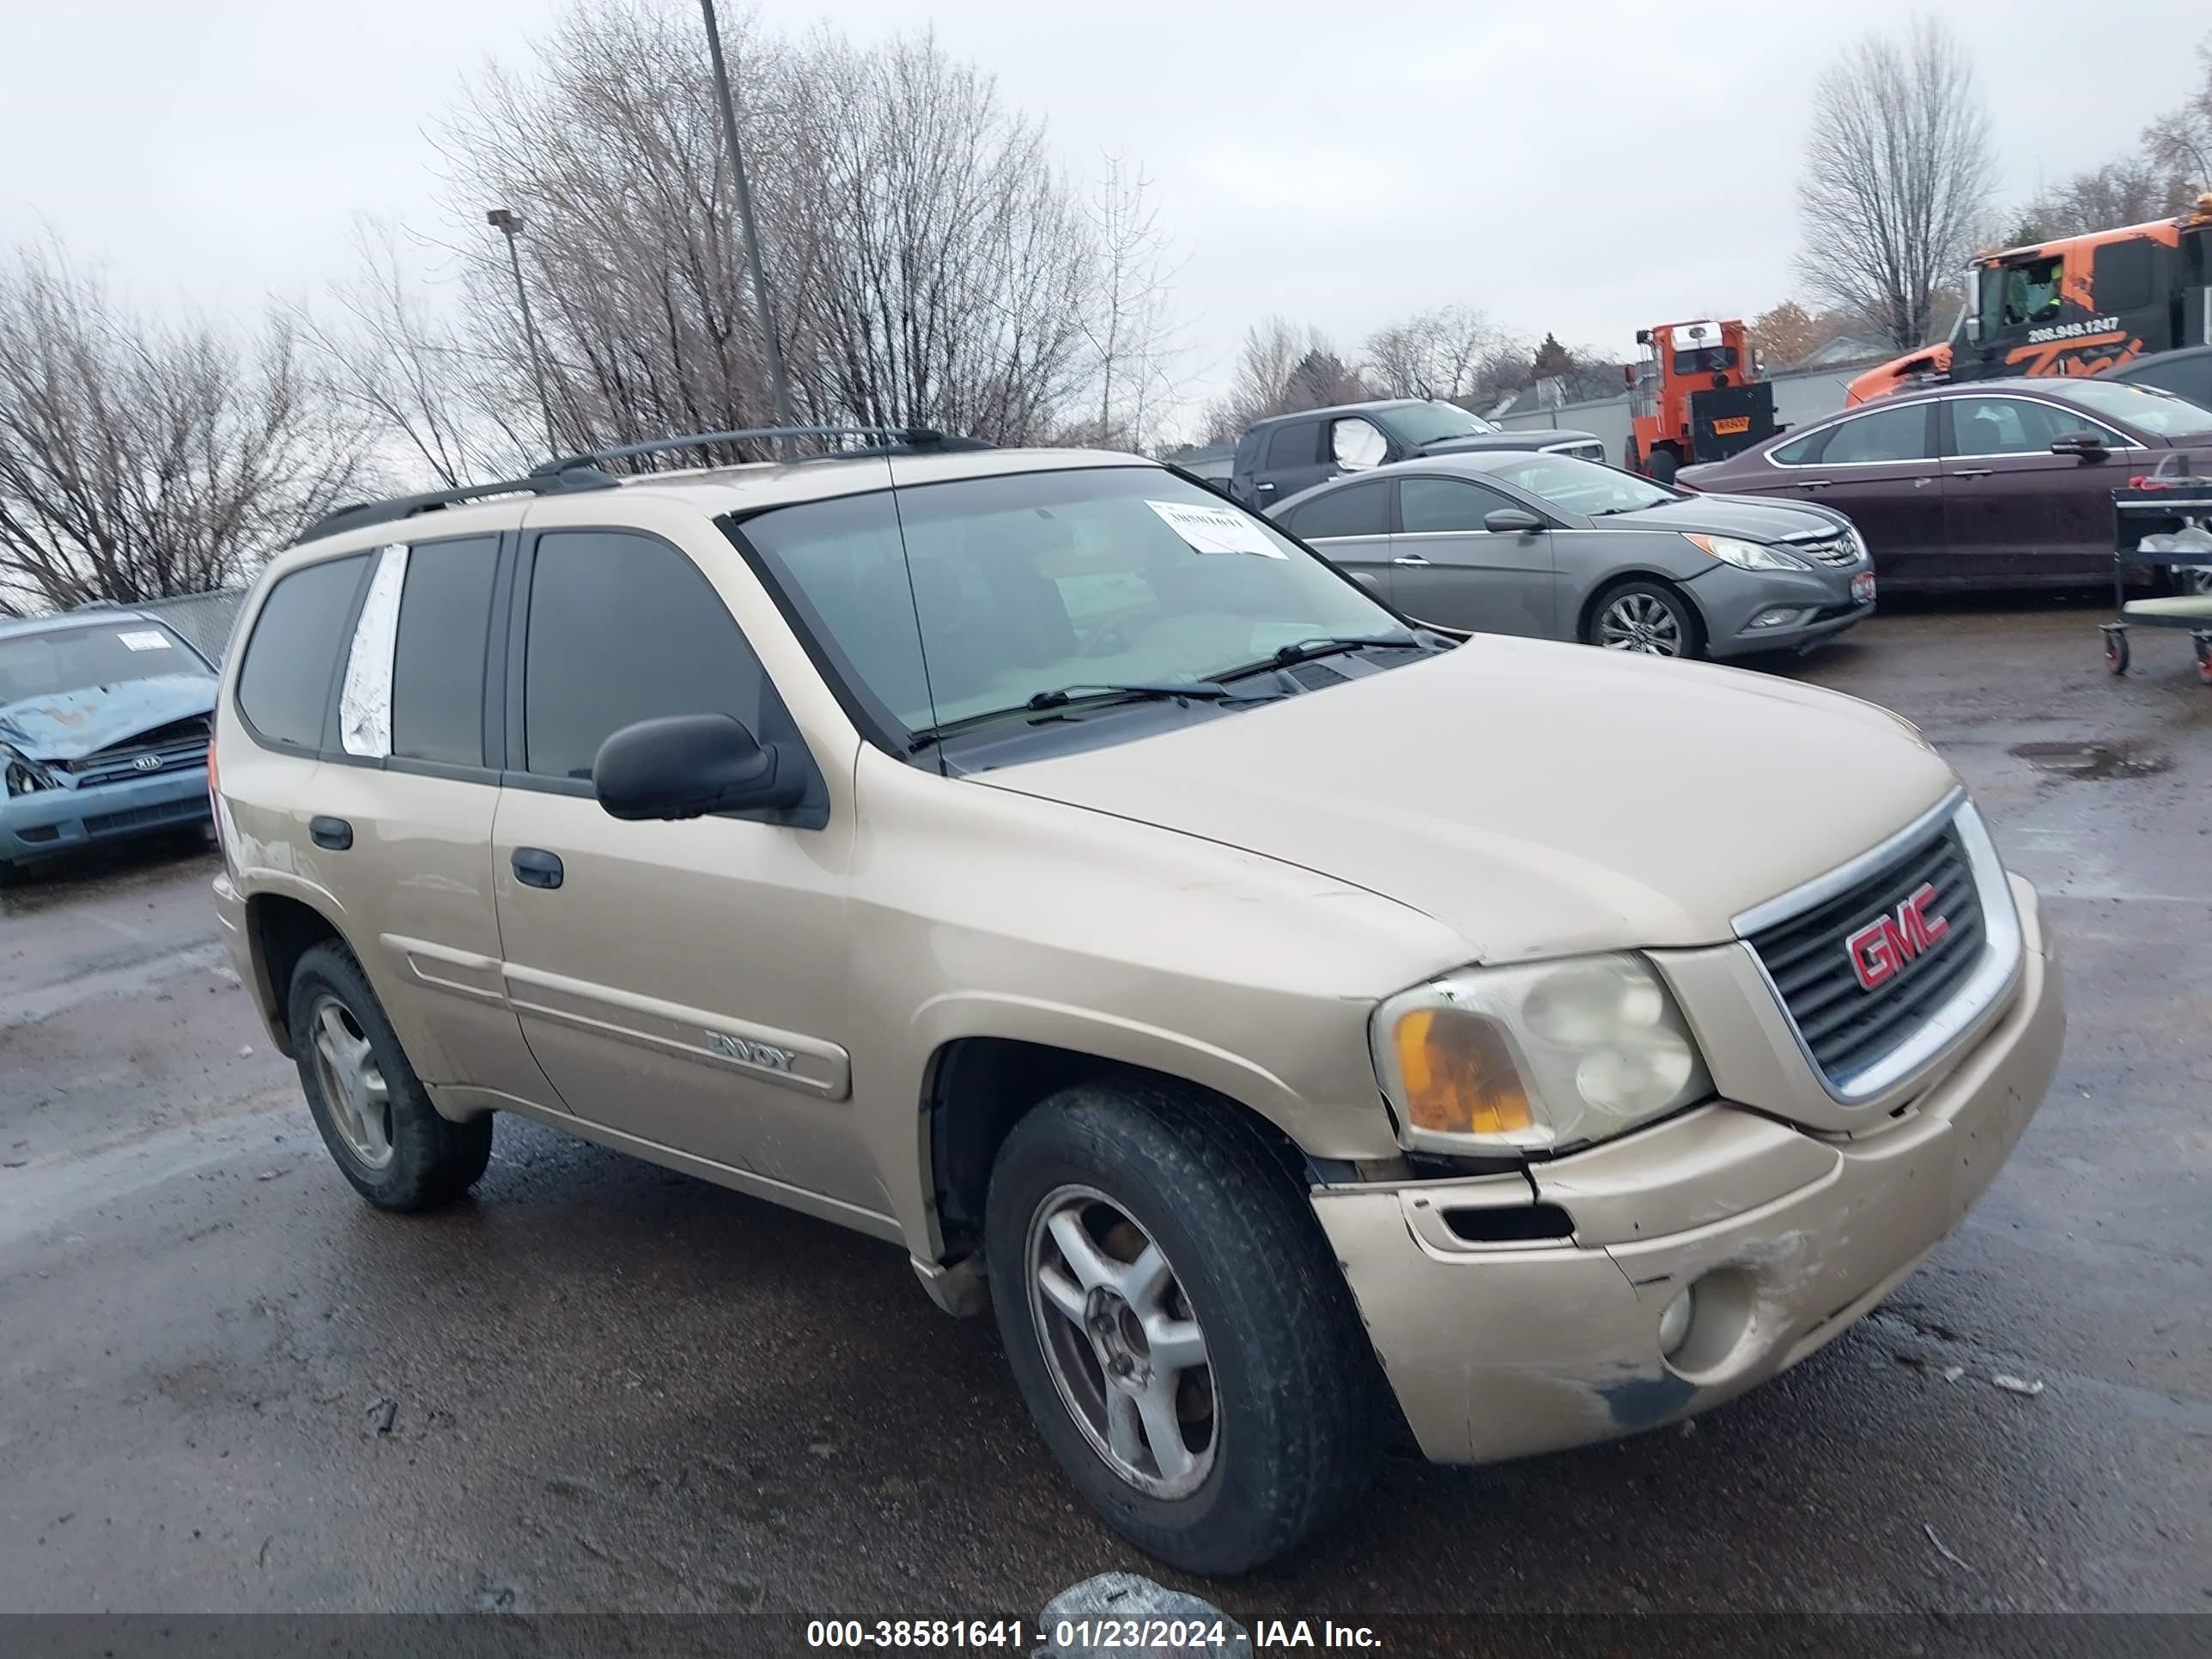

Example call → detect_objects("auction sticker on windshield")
118 630 173 651
1147 499 1286 558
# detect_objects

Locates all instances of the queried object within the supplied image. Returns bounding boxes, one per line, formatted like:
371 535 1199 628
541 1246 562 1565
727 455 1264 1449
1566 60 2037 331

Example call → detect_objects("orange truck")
1847 197 2212 404
1624 319 1777 483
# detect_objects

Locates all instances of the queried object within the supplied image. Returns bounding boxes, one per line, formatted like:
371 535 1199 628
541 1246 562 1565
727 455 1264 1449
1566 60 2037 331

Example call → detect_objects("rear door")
1385 475 1559 636
1777 401 1947 584
1940 394 2128 585
1253 418 1330 512
288 533 559 1109
1279 478 1395 595
489 517 874 1212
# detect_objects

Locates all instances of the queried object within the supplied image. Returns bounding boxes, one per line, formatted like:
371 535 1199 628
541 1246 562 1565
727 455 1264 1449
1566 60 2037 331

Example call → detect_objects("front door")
489 525 874 1214
1940 393 2126 586
1384 475 1558 636
1784 399 1948 585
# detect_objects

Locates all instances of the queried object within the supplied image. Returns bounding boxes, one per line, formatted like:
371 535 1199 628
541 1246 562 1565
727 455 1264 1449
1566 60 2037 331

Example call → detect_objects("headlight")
1682 532 1810 571
1371 954 1713 1156
4 751 57 796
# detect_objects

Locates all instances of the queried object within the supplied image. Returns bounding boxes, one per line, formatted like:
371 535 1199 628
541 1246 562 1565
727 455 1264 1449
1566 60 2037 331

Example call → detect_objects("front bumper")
1689 562 1874 658
1 764 210 861
1313 874 2062 1467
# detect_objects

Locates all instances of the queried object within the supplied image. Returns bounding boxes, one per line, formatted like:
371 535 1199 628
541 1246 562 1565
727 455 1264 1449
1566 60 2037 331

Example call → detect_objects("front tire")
984 1079 1378 1576
1587 578 1705 659
287 942 492 1212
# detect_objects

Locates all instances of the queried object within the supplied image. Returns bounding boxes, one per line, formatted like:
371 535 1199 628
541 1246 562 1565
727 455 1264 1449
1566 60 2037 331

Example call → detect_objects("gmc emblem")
1845 883 1949 991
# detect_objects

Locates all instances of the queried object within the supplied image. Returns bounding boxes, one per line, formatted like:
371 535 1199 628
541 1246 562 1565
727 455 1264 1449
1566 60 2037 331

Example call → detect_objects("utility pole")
699 0 797 454
485 209 559 457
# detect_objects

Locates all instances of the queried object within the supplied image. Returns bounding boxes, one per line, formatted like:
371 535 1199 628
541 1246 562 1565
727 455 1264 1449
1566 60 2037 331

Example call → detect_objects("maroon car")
1677 377 2212 589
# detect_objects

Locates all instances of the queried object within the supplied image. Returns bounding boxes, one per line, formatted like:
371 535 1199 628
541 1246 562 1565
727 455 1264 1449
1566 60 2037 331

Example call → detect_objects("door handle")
1392 555 1432 567
1953 468 1994 478
1255 481 1278 495
511 848 564 890
1794 479 1832 490
308 816 352 852
1912 476 1936 488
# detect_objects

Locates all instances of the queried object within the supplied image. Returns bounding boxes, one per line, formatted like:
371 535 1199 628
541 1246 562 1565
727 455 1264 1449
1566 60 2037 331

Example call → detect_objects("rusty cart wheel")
2194 634 2212 685
2103 627 2130 676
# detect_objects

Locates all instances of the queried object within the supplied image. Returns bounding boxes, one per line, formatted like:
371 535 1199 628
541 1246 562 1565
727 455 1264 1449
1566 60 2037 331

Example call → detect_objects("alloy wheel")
1599 592 1686 655
1026 1185 1216 1498
309 994 394 1170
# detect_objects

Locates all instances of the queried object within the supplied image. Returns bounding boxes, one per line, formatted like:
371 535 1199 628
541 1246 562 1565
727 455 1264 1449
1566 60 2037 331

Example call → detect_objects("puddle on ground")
2008 740 2172 781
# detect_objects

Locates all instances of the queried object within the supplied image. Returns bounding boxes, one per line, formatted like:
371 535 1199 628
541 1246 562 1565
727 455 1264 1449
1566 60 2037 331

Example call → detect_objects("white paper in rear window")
118 629 172 651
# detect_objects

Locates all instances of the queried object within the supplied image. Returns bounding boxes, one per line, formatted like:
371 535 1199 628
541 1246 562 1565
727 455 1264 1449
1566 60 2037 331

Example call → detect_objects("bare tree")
296 220 537 490
2016 158 2197 242
2142 33 2212 193
1362 305 1519 404
1200 318 1364 441
1794 18 1997 350
0 243 365 615
1066 154 1186 452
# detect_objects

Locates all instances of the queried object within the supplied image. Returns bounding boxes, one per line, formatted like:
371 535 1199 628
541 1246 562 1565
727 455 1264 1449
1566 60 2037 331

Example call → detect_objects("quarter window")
521 531 774 782
1398 477 1522 534
1288 480 1390 540
392 536 500 766
236 553 370 750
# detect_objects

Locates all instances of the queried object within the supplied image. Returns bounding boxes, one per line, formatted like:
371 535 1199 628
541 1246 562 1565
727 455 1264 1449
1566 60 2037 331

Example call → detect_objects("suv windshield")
739 466 1405 744
0 621 207 705
1376 402 1496 446
1486 454 1677 516
2057 379 2212 438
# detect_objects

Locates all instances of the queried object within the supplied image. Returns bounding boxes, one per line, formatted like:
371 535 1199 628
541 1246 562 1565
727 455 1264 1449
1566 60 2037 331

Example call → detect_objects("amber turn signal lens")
1392 1007 1535 1137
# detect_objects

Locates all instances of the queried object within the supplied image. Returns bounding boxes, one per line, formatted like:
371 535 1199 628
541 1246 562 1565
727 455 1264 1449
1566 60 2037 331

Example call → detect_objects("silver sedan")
1270 451 1876 659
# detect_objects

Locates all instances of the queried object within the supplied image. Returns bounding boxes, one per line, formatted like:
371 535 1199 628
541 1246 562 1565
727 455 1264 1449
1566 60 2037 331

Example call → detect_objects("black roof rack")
295 426 990 547
530 424 990 477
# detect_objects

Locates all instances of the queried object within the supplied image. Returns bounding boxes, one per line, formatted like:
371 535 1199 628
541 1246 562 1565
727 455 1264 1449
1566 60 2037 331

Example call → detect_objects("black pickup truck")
1228 398 1606 510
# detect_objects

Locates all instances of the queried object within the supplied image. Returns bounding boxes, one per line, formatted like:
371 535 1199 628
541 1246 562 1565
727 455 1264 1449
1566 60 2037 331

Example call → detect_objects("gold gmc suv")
210 428 2064 1574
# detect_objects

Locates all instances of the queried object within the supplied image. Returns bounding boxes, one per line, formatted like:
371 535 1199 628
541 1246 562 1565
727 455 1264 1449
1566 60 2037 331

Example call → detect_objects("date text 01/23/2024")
805 1618 1384 1650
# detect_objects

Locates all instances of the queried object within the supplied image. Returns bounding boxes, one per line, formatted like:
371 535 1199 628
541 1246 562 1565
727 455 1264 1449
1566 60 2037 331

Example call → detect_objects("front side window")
1950 397 2116 458
1486 454 1676 517
1289 479 1390 540
1984 255 2063 331
743 467 1401 737
1265 422 1320 469
0 621 210 708
237 554 370 750
1398 477 1522 534
522 531 771 781
1820 403 1934 465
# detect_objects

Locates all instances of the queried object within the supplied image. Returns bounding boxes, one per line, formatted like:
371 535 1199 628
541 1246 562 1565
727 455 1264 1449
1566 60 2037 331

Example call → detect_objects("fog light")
1749 606 1801 629
1658 1286 1694 1357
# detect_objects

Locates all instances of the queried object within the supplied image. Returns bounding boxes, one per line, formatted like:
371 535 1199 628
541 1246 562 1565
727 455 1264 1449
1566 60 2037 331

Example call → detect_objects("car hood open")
981 639 1955 961
0 675 216 763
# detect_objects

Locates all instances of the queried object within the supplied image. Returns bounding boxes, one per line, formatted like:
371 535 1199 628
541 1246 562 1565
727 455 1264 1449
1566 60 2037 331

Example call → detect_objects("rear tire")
984 1079 1378 1576
287 941 492 1212
1645 447 1680 485
1587 578 1706 659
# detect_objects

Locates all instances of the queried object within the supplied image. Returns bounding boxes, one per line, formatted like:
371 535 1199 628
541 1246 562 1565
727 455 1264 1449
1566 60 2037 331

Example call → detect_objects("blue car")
0 610 217 877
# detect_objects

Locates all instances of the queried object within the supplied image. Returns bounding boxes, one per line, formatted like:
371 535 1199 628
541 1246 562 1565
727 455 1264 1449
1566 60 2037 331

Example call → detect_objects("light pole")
485 208 559 458
698 0 796 452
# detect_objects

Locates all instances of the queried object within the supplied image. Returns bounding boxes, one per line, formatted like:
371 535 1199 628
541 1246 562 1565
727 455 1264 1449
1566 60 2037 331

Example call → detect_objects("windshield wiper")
906 681 1241 751
1211 632 1425 683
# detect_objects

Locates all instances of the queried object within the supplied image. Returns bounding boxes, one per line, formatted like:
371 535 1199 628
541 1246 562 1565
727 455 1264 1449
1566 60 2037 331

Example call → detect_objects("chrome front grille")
1786 532 1860 566
67 716 210 789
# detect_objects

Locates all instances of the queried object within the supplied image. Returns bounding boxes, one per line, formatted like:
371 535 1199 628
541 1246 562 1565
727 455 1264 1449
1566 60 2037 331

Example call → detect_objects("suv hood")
1594 493 1853 543
0 675 216 763
982 641 1954 961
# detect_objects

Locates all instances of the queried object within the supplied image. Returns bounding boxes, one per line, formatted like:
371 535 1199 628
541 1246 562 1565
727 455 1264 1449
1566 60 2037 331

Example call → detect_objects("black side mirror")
1483 507 1546 534
2051 431 2109 462
593 714 805 821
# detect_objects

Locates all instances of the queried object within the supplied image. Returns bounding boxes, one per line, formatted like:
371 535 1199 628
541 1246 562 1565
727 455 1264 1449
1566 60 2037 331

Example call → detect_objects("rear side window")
521 531 772 781
1266 422 1321 469
392 536 499 766
1770 426 1831 465
236 554 369 750
1822 403 1934 464
1288 480 1389 540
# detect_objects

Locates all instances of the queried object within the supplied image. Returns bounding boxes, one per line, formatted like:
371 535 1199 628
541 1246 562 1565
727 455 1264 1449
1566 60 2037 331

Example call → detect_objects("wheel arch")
242 885 353 1058
1573 566 1707 645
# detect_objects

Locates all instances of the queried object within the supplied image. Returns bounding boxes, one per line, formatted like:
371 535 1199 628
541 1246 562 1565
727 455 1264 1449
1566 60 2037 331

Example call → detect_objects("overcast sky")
3 0 2202 437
